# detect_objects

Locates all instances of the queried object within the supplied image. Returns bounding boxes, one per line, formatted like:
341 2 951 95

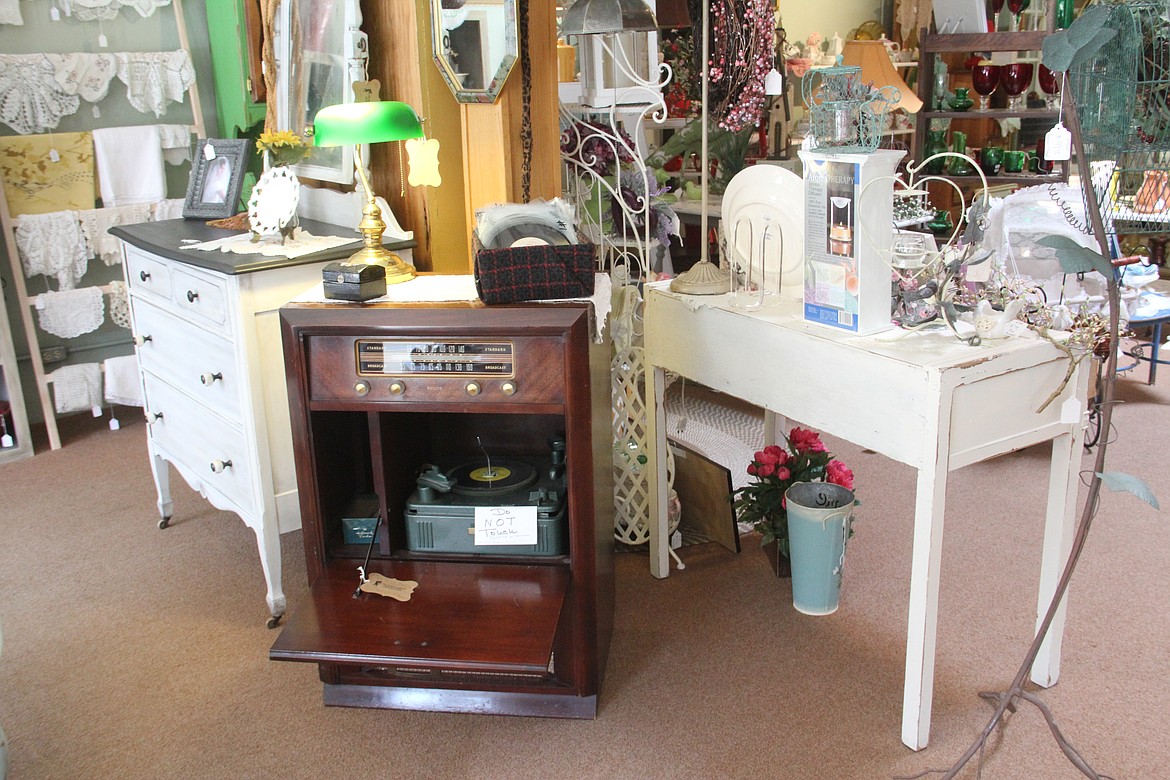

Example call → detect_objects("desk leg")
902 452 950 750
1030 428 1083 687
647 364 670 579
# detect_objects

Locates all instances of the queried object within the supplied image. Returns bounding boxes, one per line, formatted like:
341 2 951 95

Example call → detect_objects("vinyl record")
487 222 572 249
449 458 537 496
478 207 577 250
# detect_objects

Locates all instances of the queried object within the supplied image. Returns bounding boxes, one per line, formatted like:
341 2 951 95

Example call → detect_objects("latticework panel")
1071 0 1170 235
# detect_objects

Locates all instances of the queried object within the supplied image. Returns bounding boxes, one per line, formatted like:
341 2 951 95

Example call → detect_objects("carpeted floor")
1 369 1167 779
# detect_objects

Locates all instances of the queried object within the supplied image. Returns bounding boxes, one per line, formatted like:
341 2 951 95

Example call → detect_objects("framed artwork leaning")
183 138 250 219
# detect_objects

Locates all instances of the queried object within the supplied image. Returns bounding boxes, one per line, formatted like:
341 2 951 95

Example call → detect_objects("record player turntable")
405 437 568 557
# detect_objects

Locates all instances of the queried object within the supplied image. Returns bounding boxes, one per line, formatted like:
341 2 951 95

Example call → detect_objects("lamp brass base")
346 245 416 284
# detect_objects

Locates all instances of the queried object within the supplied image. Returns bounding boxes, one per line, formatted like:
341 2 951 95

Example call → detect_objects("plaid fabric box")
474 242 596 304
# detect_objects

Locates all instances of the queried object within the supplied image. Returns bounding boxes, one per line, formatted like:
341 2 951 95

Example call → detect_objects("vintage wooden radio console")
270 300 613 717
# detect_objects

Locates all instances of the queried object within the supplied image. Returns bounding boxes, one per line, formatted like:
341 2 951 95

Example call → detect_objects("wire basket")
1071 0 1170 236
801 60 898 154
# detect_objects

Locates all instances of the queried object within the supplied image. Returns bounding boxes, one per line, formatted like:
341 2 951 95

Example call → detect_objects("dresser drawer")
170 265 229 330
142 375 256 513
124 248 172 302
131 297 242 423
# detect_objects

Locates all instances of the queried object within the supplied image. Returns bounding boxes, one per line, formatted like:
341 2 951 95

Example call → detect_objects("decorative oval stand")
248 166 301 242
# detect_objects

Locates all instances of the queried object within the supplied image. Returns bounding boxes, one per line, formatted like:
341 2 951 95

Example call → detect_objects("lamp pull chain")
398 140 406 197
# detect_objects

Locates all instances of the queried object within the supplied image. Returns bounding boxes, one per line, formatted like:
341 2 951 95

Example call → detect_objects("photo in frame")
182 138 250 219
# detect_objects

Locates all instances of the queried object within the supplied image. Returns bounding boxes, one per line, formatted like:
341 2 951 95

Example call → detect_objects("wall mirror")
431 0 519 104
274 0 368 184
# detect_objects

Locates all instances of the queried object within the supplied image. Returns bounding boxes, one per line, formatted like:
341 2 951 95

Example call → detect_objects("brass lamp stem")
346 144 415 284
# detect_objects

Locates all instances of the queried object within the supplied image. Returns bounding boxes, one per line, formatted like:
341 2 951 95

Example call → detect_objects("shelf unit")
911 1 1070 187
0 263 33 463
270 301 614 718
0 0 205 452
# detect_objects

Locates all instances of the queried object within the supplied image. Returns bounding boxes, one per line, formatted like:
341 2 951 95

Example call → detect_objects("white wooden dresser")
110 219 411 627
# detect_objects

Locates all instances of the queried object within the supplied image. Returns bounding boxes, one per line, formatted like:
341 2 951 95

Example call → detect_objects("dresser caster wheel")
267 614 282 629
158 516 171 529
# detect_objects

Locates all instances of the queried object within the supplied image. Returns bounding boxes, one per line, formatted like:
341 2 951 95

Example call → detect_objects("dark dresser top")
110 218 415 276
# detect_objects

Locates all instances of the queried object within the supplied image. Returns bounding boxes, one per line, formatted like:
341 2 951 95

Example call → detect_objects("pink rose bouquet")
730 427 854 560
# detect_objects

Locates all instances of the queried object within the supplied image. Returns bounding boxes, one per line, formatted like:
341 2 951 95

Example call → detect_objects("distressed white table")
643 284 1090 750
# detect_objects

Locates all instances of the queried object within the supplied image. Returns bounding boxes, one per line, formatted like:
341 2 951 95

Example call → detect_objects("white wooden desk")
643 284 1090 750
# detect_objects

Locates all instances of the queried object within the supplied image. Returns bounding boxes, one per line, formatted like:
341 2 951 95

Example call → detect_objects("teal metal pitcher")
785 482 856 615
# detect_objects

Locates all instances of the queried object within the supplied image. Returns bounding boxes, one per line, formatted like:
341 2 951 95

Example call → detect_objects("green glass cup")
980 145 1004 176
1003 149 1031 174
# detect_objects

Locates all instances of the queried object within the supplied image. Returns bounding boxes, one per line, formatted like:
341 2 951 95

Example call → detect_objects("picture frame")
182 138 250 219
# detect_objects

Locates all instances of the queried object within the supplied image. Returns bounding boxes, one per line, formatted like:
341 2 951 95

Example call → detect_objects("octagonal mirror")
431 0 518 104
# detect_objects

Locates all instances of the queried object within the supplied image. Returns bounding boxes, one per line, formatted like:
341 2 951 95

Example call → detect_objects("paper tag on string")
50 6 60 21
203 143 217 161
49 148 60 163
1 434 13 448
1045 123 1072 161
98 33 108 48
358 573 418 601
406 137 441 187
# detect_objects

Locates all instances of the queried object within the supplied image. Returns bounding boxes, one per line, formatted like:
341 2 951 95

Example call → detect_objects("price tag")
50 6 60 21
49 148 60 163
1045 123 1072 161
203 142 217 161
98 33 108 48
1 434 13 448
474 505 538 546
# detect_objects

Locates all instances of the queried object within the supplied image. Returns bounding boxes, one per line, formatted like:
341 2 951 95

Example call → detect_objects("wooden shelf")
920 109 1060 121
920 30 1049 53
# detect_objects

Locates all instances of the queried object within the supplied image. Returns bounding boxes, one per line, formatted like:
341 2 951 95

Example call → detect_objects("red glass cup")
1007 0 1030 28
1001 62 1033 111
971 63 1001 111
1038 64 1061 109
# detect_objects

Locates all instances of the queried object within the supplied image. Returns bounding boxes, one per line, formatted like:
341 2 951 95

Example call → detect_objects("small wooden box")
322 262 386 302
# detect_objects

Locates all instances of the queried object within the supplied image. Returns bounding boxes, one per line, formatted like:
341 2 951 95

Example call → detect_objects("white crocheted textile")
14 211 89 288
46 53 118 103
107 281 131 328
151 198 185 221
114 50 194 117
48 362 102 414
36 286 105 339
72 0 171 21
0 0 23 25
79 202 152 265
0 54 80 134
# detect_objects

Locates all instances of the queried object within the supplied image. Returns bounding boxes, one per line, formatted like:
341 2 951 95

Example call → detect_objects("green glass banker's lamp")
312 101 424 284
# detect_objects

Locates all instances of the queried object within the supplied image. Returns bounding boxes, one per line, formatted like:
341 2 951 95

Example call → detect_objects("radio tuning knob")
354 380 370 396
465 381 481 397
388 381 405 396
500 381 517 396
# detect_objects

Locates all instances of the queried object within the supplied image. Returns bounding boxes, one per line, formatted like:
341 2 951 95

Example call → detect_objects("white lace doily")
71 0 172 21
114 50 194 117
181 228 360 260
79 202 151 265
46 53 118 103
36 287 105 338
107 281 131 328
14 211 89 288
0 54 81 134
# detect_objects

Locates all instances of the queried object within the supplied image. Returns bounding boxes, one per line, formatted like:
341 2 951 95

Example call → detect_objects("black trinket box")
322 262 387 302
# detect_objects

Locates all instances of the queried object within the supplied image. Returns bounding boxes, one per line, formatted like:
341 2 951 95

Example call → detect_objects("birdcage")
1070 0 1170 236
801 59 898 154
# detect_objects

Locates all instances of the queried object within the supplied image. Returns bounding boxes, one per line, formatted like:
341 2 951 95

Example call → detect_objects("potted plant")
729 427 854 577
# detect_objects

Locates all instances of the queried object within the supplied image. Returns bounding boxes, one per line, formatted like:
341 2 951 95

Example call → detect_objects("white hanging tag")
109 417 120 431
92 104 101 119
49 148 61 163
1045 123 1072 161
50 4 61 21
1 434 13 448
203 142 217 161
98 33 108 47
92 405 103 418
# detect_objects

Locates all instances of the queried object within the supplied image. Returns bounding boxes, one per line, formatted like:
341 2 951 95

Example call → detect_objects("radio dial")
500 381 517 396
465 382 481 397
388 381 406 396
354 380 370 396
